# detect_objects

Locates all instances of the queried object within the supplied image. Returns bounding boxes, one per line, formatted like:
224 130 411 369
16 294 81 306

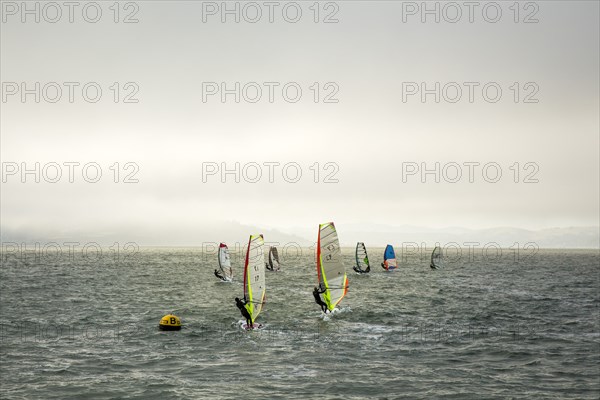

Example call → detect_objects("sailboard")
382 244 397 271
353 242 370 274
242 234 266 329
266 246 281 272
217 243 233 281
430 245 443 270
316 222 348 312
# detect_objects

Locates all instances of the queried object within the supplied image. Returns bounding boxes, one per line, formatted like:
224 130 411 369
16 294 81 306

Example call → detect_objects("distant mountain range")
1 223 598 249
331 224 600 249
0 221 311 248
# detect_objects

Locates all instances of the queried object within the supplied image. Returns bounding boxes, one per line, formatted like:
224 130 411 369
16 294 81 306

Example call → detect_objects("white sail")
244 234 266 322
355 242 370 273
218 243 233 281
431 245 443 269
268 246 280 271
317 222 348 311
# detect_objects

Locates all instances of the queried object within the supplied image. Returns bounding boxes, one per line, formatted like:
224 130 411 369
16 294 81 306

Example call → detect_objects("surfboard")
316 222 348 312
383 244 397 271
241 322 264 331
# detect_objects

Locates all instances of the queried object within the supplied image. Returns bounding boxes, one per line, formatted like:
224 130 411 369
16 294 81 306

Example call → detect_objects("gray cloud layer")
1 1 598 244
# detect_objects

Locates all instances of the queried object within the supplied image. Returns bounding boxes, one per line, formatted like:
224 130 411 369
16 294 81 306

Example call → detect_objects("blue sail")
383 244 397 270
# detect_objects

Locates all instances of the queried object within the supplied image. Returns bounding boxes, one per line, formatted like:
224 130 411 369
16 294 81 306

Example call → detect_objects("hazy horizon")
1 221 598 249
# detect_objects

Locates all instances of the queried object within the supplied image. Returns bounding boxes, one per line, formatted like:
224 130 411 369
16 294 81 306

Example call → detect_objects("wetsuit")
214 269 225 281
381 262 387 270
235 297 253 328
312 287 328 313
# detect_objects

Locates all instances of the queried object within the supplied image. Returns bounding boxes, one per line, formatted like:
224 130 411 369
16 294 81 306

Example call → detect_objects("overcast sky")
1 1 598 244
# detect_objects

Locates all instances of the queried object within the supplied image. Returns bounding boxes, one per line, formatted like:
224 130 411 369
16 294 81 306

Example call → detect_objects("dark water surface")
1 248 599 399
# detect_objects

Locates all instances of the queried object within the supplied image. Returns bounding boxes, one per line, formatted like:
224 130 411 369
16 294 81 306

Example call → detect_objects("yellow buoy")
159 314 181 331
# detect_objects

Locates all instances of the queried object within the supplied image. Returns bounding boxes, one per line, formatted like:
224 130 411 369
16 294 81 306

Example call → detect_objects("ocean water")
1 247 598 399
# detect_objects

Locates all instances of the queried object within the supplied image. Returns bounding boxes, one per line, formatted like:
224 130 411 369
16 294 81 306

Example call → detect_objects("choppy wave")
1 248 598 399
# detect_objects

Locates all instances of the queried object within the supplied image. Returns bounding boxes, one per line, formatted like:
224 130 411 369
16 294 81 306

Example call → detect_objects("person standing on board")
214 269 225 281
235 297 253 328
313 286 328 313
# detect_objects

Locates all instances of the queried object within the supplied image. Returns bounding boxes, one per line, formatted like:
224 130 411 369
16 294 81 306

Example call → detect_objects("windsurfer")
235 297 253 328
313 287 328 313
214 269 225 281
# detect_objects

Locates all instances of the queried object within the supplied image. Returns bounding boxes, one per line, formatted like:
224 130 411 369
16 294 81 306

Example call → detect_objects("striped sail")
268 246 280 271
431 245 443 269
355 242 370 273
243 234 266 323
383 244 397 270
218 243 233 281
317 222 348 311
